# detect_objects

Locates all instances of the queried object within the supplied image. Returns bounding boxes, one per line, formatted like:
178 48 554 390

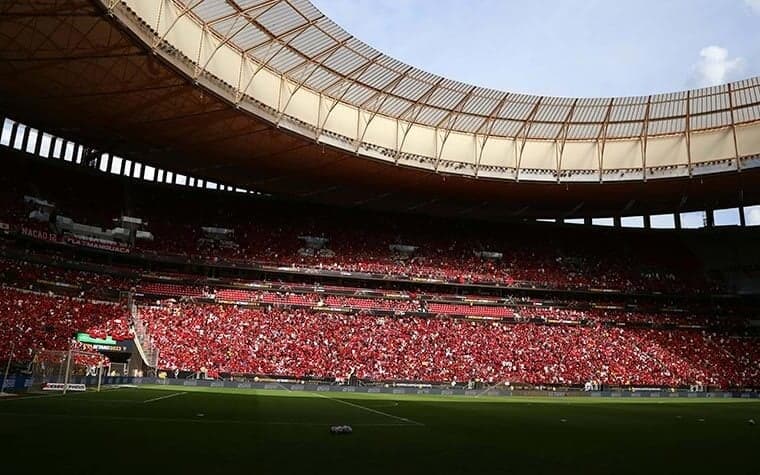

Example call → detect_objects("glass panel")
713 208 740 226
99 154 109 172
744 205 760 226
25 129 38 153
680 211 705 229
650 214 675 229
51 138 63 158
63 142 75 161
592 217 614 227
144 165 155 181
110 156 123 174
39 134 52 158
621 216 644 228
0 119 14 146
564 218 584 225
13 124 26 150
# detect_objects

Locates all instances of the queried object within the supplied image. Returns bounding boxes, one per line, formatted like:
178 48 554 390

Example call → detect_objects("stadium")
0 0 758 473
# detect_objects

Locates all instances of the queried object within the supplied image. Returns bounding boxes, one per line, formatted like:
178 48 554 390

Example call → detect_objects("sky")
311 0 760 97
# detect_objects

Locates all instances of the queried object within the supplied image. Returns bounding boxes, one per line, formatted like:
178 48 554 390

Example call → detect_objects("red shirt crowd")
139 302 758 388
0 287 132 361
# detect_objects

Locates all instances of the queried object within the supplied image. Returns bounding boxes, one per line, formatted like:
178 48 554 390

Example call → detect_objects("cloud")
746 0 760 15
693 46 745 87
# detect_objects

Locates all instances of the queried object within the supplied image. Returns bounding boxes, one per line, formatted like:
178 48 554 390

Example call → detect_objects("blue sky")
312 0 760 97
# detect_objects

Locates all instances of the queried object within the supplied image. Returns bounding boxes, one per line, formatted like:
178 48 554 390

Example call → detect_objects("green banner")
76 332 118 346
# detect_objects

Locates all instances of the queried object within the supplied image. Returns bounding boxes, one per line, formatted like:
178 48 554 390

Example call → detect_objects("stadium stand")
0 286 132 362
0 147 757 391
0 156 714 294
135 302 758 388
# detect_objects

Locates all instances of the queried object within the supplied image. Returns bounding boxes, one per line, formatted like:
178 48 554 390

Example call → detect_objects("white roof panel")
169 0 760 139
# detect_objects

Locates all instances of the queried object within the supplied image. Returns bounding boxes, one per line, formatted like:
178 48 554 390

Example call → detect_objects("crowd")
0 158 715 294
0 276 755 388
0 257 134 298
0 160 753 389
0 286 132 362
0 258 729 325
138 302 758 388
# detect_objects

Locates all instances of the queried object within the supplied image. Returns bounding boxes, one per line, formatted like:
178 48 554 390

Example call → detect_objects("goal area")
31 349 109 393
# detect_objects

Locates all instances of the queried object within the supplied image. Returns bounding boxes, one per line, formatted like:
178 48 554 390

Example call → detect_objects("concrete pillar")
7 121 19 148
705 210 715 228
20 125 30 151
643 215 651 229
32 130 42 156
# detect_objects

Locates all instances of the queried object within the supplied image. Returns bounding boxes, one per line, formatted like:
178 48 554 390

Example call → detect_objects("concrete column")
32 130 42 156
20 125 30 151
705 210 715 228
7 121 19 148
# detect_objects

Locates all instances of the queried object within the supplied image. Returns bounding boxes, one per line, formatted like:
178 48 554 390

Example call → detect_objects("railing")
129 295 159 369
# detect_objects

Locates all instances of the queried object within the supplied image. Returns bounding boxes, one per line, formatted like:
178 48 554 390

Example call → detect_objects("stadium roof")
172 0 760 140
119 0 760 180
1 0 760 219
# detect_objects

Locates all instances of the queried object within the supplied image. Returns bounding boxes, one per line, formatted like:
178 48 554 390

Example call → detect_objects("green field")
0 386 758 474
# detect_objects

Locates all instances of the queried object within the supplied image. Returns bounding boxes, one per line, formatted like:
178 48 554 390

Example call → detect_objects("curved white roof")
115 0 760 182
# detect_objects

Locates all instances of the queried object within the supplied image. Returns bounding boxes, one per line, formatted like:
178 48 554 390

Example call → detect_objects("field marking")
0 412 417 427
0 393 61 402
314 392 425 427
142 392 186 404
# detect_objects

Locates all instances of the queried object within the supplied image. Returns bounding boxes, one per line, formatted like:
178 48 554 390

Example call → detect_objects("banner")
90 343 131 353
64 234 130 254
21 226 60 243
1 374 32 391
20 227 130 253
42 383 86 392
76 332 118 346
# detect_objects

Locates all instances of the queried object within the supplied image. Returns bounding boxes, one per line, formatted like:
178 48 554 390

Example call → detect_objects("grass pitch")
0 386 757 474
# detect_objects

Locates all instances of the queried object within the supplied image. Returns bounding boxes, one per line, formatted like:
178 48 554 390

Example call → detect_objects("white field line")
0 393 62 402
314 392 424 427
142 391 186 404
0 412 416 427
